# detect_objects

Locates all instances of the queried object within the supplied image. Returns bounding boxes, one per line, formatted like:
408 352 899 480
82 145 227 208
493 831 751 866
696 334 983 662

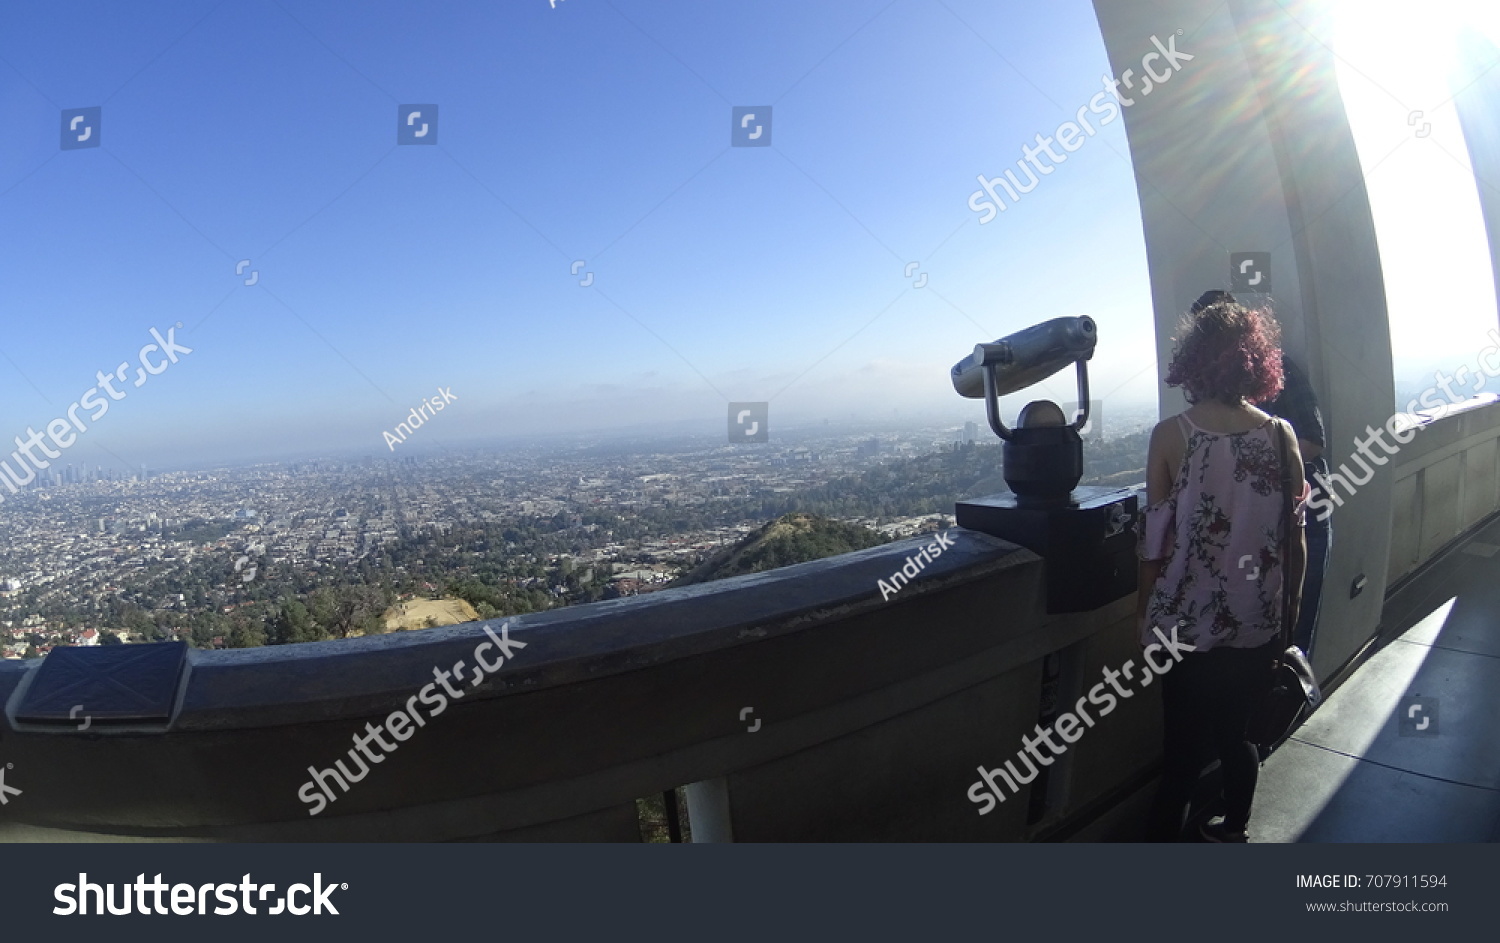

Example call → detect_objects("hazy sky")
0 0 1166 470
2 1 1496 473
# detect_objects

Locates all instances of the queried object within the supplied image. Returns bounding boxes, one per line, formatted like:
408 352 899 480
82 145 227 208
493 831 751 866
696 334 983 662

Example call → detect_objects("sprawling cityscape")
0 409 1156 658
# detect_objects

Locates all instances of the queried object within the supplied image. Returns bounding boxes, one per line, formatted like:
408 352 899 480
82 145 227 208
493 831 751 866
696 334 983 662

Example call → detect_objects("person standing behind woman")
1261 353 1329 658
1137 299 1309 842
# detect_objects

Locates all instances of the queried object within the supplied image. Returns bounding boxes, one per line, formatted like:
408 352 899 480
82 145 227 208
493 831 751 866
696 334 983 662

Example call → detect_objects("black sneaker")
1199 818 1248 843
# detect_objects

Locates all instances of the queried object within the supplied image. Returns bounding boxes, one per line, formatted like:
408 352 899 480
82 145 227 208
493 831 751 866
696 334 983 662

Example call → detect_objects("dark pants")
1147 640 1279 841
1294 511 1331 656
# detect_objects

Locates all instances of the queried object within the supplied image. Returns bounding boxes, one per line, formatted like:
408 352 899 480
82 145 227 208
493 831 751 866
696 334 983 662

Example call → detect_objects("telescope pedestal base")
955 486 1139 614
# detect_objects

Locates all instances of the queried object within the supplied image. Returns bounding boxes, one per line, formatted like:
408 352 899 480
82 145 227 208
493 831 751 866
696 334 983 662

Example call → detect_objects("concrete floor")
1252 516 1500 843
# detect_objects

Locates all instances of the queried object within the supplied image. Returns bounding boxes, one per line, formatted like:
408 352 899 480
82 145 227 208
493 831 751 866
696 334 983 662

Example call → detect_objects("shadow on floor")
1253 516 1500 842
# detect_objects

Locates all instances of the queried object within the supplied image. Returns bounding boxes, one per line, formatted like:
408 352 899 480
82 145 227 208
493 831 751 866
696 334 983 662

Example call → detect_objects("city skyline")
0 411 1161 658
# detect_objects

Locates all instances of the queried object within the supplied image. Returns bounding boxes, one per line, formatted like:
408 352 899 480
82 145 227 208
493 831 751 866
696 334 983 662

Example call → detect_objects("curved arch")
1092 0 1395 673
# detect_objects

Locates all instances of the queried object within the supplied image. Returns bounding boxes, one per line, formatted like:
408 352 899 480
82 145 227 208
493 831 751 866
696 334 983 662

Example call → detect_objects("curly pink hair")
1165 301 1284 404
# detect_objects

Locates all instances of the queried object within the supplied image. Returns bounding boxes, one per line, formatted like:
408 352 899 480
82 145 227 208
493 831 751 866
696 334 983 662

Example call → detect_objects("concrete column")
685 777 734 843
1090 0 1394 675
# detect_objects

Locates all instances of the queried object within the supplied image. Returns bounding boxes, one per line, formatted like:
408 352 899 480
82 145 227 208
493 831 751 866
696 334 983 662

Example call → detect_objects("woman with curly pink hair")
1137 293 1308 842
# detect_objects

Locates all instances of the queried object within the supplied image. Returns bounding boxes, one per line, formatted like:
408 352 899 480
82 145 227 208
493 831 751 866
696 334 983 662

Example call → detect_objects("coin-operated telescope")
950 315 1097 503
950 316 1136 613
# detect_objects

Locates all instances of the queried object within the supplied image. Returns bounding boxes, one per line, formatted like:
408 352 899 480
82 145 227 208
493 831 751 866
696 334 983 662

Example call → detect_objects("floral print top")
1138 414 1308 650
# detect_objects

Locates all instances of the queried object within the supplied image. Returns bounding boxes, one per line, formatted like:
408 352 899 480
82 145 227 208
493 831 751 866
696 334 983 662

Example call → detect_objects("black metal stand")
956 486 1139 613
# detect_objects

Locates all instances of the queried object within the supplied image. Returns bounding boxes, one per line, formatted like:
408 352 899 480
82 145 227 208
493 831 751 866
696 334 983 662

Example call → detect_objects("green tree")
271 599 326 645
226 619 266 649
310 585 388 639
308 587 339 635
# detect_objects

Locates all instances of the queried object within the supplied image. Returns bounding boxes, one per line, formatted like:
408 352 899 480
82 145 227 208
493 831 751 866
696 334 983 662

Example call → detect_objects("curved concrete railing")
1388 398 1500 585
14 381 1485 845
0 528 1153 842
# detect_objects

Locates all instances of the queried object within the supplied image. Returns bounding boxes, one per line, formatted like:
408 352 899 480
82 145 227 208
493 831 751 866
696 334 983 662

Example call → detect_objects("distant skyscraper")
961 421 979 444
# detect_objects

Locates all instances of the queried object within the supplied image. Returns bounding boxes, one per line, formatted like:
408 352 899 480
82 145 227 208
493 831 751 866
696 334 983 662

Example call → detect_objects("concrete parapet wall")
0 529 1154 842
1389 400 1500 586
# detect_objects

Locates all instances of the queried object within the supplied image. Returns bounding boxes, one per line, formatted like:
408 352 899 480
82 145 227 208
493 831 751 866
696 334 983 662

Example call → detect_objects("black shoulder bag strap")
1276 418 1295 654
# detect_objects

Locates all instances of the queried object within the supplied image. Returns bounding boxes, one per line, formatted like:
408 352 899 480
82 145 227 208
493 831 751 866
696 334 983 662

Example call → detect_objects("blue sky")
0 0 1165 469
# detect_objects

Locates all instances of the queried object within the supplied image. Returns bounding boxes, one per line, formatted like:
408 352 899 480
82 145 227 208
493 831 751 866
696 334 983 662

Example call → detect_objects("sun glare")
1333 0 1500 402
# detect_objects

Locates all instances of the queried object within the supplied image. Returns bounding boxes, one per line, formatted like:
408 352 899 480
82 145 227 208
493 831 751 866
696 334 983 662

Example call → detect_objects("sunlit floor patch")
1254 545 1500 841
